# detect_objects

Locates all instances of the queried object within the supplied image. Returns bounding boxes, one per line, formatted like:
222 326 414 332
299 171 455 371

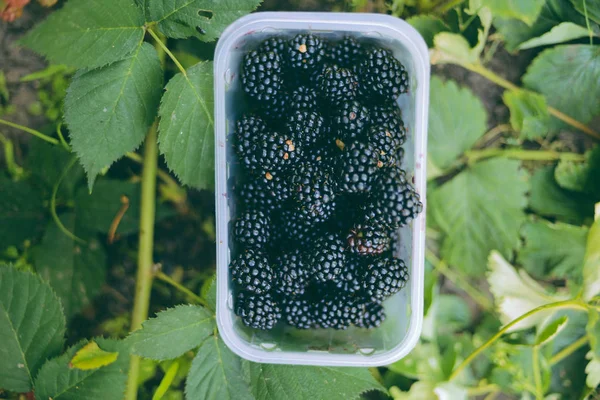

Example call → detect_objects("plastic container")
214 12 430 366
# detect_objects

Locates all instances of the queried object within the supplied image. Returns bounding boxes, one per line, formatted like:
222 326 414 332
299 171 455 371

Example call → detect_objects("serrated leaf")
127 305 215 361
485 0 545 25
64 43 163 190
431 159 528 276
430 32 479 65
0 177 45 249
200 275 216 311
585 351 600 388
536 316 568 346
148 0 262 42
20 0 145 69
555 146 600 197
185 334 252 400
69 341 119 370
518 220 588 283
503 90 550 140
427 77 487 170
0 265 66 392
488 251 569 332
158 62 214 189
570 0 600 24
523 45 600 132
407 15 449 47
518 22 595 49
34 338 129 400
248 363 385 400
583 205 600 300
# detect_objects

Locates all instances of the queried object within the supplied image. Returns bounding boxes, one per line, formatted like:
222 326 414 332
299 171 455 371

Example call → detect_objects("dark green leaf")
34 338 129 400
64 43 163 190
518 22 596 49
20 0 145 69
0 265 65 392
555 146 600 197
583 209 600 300
503 90 550 140
0 177 45 249
486 0 545 25
570 0 600 24
158 62 214 189
435 295 472 335
407 15 450 48
587 309 600 358
200 275 216 311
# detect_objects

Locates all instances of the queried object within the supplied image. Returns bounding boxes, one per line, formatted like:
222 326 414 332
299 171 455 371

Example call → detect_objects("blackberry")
317 64 358 105
287 34 326 75
242 131 302 175
274 251 308 296
233 210 270 248
364 168 423 228
309 233 346 282
258 37 287 56
283 297 314 329
235 292 281 330
271 210 322 249
305 139 339 168
242 50 283 103
355 302 386 328
290 86 317 111
347 224 391 255
236 173 291 212
332 100 370 142
360 48 408 101
369 125 402 167
290 162 337 223
260 92 290 126
230 249 274 295
335 141 381 193
234 115 268 157
328 36 363 69
362 256 408 301
335 255 364 294
285 110 327 149
370 103 407 143
314 293 360 330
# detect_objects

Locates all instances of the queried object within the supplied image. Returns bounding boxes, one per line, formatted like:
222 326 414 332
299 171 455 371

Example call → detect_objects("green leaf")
69 341 119 370
34 338 129 400
0 265 66 392
555 146 600 197
32 214 107 318
427 77 487 170
583 205 600 300
248 364 385 400
523 45 600 131
490 344 551 395
20 0 145 69
430 32 480 65
431 159 528 276
536 316 568 346
127 305 215 361
529 166 594 224
585 351 600 388
407 15 450 48
587 308 600 358
158 62 214 189
0 177 45 249
570 0 600 24
185 334 252 400
503 90 550 140
388 342 443 381
518 220 588 283
200 275 217 311
64 43 163 190
518 22 595 49
485 0 545 25
148 0 262 42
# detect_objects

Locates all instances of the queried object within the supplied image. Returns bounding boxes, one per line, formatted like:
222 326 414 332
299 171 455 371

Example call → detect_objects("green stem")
51 156 86 243
467 384 500 396
0 132 24 179
126 152 181 192
532 346 544 400
0 118 59 145
155 270 208 307
549 336 589 366
449 299 588 381
56 123 71 152
147 28 186 75
465 148 586 164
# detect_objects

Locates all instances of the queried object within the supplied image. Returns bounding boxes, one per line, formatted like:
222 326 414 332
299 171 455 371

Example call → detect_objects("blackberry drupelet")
258 37 287 56
369 125 402 167
347 224 391 255
328 36 363 69
242 131 302 175
290 86 318 111
271 210 322 249
236 172 291 212
233 209 270 248
335 141 381 193
362 256 408 301
287 34 326 75
285 110 327 149
314 293 360 329
355 302 386 328
360 48 408 100
370 103 407 144
274 250 308 296
317 64 358 105
234 115 268 157
283 297 314 329
242 50 283 103
335 255 364 294
305 139 339 168
235 292 281 330
230 249 274 295
332 100 370 142
260 92 290 126
310 233 346 282
290 162 337 223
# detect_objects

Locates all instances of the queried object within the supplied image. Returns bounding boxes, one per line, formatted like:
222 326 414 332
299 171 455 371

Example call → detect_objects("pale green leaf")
431 159 529 276
570 0 600 24
585 351 600 388
69 341 119 370
64 43 163 190
503 90 550 140
127 305 215 360
427 77 487 170
248 363 385 400
390 381 436 400
485 0 545 25
185 334 252 400
32 214 107 318
0 177 45 249
0 265 66 392
407 15 449 48
20 0 145 69
388 342 444 381
523 45 600 131
148 0 262 42
34 338 129 400
583 205 600 300
158 62 214 189
430 33 479 65
536 316 568 346
519 22 595 49
433 382 468 400
587 308 600 358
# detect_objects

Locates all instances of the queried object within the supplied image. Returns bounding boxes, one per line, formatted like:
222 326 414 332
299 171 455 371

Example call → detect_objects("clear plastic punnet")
214 12 430 366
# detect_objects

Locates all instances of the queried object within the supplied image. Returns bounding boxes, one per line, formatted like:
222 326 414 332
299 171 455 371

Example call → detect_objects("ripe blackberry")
317 64 358 105
230 249 273 295
271 210 322 249
235 292 281 330
274 251 308 296
236 172 291 212
369 125 402 167
234 115 268 157
283 297 314 329
335 255 364 294
290 162 337 223
360 48 408 100
310 233 346 282
258 37 287 56
335 141 381 193
314 293 360 330
260 92 290 126
355 302 386 328
347 224 391 255
233 210 270 248
328 36 363 69
362 256 408 301
242 50 283 103
287 34 326 75
285 110 327 149
290 86 317 111
242 131 302 175
370 103 407 144
332 100 370 142
305 139 338 168
364 168 423 228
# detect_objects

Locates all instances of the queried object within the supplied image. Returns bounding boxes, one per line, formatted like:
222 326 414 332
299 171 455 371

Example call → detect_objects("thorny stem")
155 270 209 307
549 336 589 366
0 118 59 145
532 346 544 400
